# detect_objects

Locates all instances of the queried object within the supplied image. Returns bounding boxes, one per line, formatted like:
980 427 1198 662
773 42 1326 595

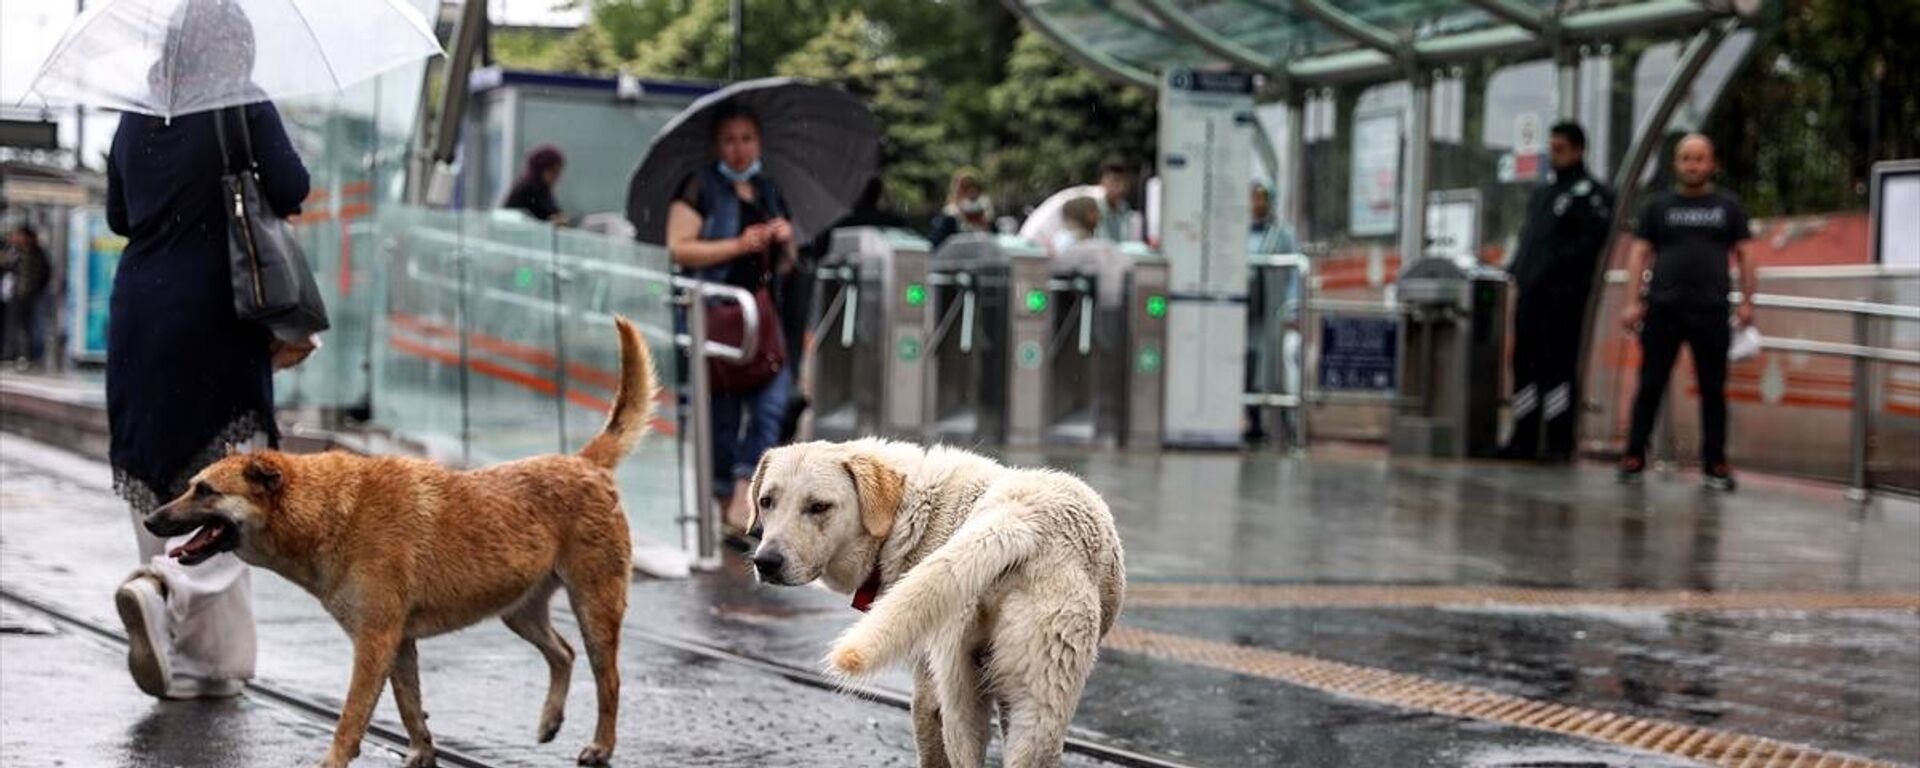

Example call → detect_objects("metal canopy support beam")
1462 0 1548 34
1003 0 1158 89
1574 20 1734 450
1284 93 1307 242
1399 71 1432 265
1295 0 1402 58
1011 0 1734 92
1137 0 1290 86
1556 55 1579 119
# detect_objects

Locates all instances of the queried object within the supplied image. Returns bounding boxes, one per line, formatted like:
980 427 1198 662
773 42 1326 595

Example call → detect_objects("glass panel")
1479 59 1555 252
1027 0 1221 68
372 206 471 460
554 228 685 549
459 213 567 465
1170 0 1348 57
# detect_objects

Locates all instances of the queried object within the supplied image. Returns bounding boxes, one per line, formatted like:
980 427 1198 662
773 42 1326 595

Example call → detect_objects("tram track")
1 585 1204 768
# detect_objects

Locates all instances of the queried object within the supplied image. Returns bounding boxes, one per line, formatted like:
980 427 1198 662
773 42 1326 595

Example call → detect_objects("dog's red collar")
851 566 885 612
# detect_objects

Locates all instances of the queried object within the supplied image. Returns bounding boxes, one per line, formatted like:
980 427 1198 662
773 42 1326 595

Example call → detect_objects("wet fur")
146 318 658 768
748 439 1125 768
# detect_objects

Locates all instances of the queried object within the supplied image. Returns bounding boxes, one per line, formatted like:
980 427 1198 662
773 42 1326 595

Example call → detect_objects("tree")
624 0 733 79
777 12 951 214
983 26 1157 214
1704 0 1920 216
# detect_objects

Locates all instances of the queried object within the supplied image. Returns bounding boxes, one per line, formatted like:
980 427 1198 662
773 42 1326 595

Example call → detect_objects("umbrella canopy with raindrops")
21 0 442 119
626 78 881 246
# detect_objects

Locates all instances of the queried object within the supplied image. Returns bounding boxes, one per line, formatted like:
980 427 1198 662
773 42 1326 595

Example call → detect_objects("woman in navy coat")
105 58 311 697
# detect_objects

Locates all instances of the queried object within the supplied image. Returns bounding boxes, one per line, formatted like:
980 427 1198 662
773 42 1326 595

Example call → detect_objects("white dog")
746 439 1125 768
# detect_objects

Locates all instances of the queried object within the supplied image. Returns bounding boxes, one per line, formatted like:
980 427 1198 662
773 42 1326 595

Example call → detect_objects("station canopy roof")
1005 0 1754 88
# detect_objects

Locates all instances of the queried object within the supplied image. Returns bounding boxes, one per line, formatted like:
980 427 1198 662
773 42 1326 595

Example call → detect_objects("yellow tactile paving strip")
1124 584 1920 612
1103 627 1902 768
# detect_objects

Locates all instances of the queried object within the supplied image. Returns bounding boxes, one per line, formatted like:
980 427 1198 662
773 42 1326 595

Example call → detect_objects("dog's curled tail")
580 316 659 470
826 511 1040 678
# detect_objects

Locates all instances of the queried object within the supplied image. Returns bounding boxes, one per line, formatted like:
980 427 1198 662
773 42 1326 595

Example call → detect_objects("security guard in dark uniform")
1501 122 1614 461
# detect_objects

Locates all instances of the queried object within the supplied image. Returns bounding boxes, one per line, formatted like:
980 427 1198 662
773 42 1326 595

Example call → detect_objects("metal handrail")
1605 264 1920 282
406 227 759 361
1308 298 1398 316
398 225 758 565
1760 338 1920 366
1735 293 1920 322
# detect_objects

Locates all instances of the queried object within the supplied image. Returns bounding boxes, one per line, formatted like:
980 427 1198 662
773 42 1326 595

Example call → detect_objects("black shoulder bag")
213 107 330 342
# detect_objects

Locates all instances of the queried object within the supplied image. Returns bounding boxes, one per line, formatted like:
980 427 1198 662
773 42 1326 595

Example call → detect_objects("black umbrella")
626 78 881 246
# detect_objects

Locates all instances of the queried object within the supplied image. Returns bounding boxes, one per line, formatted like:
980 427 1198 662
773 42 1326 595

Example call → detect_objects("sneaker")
1617 456 1646 484
114 571 172 699
1704 463 1738 492
167 677 246 699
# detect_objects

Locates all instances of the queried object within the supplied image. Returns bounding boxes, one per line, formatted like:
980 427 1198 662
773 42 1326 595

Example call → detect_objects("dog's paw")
403 746 438 768
825 641 869 677
576 742 614 766
537 712 564 743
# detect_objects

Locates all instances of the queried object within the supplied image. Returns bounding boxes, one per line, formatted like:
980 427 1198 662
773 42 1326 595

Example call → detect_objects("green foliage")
777 12 951 213
623 0 732 79
1704 0 1920 216
982 27 1156 214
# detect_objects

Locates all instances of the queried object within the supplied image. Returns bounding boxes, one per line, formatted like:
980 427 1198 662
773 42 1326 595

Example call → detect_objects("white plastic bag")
1729 323 1763 362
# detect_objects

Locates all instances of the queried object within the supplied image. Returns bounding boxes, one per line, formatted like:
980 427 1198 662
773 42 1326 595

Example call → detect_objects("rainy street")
3 415 1916 766
6 0 1920 764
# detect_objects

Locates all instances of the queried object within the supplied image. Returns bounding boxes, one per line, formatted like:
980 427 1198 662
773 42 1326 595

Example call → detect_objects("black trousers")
1506 289 1588 458
1625 303 1731 466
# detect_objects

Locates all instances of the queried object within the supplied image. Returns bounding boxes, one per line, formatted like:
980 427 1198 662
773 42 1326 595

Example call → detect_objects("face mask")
717 159 762 183
959 196 990 215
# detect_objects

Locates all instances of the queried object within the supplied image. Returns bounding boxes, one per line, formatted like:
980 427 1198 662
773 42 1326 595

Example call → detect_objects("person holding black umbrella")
667 102 799 539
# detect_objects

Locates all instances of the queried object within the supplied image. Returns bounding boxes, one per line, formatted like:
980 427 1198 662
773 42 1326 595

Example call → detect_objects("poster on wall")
1350 109 1401 237
65 207 126 364
1425 189 1480 266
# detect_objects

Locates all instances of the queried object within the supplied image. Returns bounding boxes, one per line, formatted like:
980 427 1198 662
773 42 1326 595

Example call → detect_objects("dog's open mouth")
167 520 239 565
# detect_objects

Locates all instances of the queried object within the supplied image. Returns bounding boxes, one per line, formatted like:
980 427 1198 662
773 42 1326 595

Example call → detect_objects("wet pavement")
2 428 1917 766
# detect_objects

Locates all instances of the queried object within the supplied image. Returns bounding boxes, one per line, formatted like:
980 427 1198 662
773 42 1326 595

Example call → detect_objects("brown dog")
144 317 658 768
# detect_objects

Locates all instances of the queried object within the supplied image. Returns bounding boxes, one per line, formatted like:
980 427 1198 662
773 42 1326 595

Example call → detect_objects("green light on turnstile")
1145 294 1168 318
1025 289 1049 314
1137 345 1162 374
514 266 536 289
905 283 927 307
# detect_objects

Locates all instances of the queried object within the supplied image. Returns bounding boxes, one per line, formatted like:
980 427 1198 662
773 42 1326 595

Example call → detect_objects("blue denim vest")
689 165 786 285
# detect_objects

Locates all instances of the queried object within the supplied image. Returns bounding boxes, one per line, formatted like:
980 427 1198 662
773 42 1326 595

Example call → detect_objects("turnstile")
1016 241 1168 448
922 234 1039 445
1389 257 1509 458
800 227 932 440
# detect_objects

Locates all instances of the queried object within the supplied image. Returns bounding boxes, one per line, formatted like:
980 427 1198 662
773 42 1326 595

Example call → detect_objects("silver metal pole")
1848 312 1871 500
549 227 569 451
1284 93 1308 242
1399 73 1432 265
686 288 721 567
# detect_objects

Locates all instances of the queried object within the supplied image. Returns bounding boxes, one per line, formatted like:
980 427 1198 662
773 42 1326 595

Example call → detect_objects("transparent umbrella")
20 0 442 119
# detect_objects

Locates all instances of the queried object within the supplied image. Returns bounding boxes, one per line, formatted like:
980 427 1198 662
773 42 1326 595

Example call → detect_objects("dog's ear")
843 453 904 539
745 451 774 531
243 457 283 496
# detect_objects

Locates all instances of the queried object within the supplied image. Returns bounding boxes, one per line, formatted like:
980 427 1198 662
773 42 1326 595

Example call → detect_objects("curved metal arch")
1002 0 1160 89
1293 0 1402 58
1134 0 1292 83
1461 0 1549 34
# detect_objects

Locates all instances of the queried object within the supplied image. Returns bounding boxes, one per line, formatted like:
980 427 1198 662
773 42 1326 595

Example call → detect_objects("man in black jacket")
1501 122 1614 461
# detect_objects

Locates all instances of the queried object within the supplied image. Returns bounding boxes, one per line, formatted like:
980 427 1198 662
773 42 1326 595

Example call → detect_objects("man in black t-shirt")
1618 134 1755 491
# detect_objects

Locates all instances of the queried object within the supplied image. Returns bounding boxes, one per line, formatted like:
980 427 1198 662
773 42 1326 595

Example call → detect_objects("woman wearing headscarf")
503 144 568 224
105 0 312 700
